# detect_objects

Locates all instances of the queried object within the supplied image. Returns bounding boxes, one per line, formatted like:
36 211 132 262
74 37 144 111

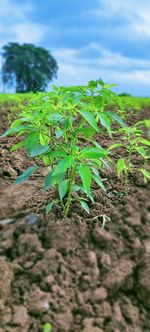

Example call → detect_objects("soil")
0 106 150 332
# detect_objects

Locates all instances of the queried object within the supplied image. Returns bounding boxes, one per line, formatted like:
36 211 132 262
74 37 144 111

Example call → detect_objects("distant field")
0 92 150 106
1 93 150 109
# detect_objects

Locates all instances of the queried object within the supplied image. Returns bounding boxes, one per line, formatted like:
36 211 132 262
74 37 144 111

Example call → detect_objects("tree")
2 42 58 93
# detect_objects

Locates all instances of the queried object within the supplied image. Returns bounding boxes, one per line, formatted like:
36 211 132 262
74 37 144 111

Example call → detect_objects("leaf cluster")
0 80 126 215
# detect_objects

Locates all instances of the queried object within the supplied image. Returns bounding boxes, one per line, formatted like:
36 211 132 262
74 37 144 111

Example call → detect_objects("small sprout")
43 322 52 332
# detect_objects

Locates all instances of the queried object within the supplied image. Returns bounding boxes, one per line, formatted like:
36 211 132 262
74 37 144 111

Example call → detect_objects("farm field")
0 84 150 332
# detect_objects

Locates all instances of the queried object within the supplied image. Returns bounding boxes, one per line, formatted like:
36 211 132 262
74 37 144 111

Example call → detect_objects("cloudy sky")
0 0 150 95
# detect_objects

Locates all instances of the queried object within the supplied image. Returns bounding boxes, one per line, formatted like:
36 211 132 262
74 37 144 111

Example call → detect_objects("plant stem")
64 164 77 217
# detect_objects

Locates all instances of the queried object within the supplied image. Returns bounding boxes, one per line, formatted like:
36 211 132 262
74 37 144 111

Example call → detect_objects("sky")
0 0 150 95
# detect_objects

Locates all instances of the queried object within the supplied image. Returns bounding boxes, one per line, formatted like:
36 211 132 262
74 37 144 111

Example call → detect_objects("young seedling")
109 123 150 190
0 80 125 216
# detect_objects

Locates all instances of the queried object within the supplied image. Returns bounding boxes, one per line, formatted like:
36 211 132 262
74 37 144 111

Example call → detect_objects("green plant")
0 80 126 216
109 123 150 189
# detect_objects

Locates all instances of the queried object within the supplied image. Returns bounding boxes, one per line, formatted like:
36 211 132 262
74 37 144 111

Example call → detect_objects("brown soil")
0 107 150 332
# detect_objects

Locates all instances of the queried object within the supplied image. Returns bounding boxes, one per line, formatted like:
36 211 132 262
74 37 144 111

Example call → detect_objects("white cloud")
52 43 150 95
12 23 48 44
0 0 33 21
54 43 150 71
0 0 47 48
85 0 150 39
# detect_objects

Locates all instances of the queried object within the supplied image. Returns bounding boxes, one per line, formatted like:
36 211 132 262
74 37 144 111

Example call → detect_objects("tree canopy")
2 42 58 93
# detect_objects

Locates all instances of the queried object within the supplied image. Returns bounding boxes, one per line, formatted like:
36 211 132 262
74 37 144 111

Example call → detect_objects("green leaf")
144 119 150 128
51 149 67 158
76 127 96 138
117 158 126 177
43 323 52 332
86 190 94 203
88 80 98 89
0 126 25 138
92 174 106 191
10 141 24 151
42 156 51 166
98 113 111 132
135 146 147 157
139 138 150 147
29 144 50 157
77 110 99 132
59 179 69 200
44 172 53 190
140 168 150 180
15 166 39 184
81 147 108 159
45 201 56 214
39 133 50 145
80 200 90 214
24 132 39 154
52 156 74 176
44 172 63 190
79 165 91 194
106 111 126 126
108 143 122 150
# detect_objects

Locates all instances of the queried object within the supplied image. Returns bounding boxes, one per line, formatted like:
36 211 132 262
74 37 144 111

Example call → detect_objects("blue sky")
0 0 150 95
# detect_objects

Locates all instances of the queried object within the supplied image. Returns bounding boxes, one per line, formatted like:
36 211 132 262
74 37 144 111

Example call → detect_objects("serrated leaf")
76 127 96 138
52 156 74 176
15 166 39 184
98 113 111 132
51 149 67 158
117 158 126 177
80 200 90 214
79 165 91 194
29 144 50 157
0 125 32 138
135 147 147 157
106 111 126 126
24 132 39 154
92 174 106 191
59 179 69 200
77 110 99 132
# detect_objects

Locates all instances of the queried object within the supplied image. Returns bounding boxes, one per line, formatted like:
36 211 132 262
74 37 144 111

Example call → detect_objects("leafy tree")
2 42 58 93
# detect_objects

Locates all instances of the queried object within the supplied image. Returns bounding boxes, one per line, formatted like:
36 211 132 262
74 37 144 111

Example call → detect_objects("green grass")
120 96 150 109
